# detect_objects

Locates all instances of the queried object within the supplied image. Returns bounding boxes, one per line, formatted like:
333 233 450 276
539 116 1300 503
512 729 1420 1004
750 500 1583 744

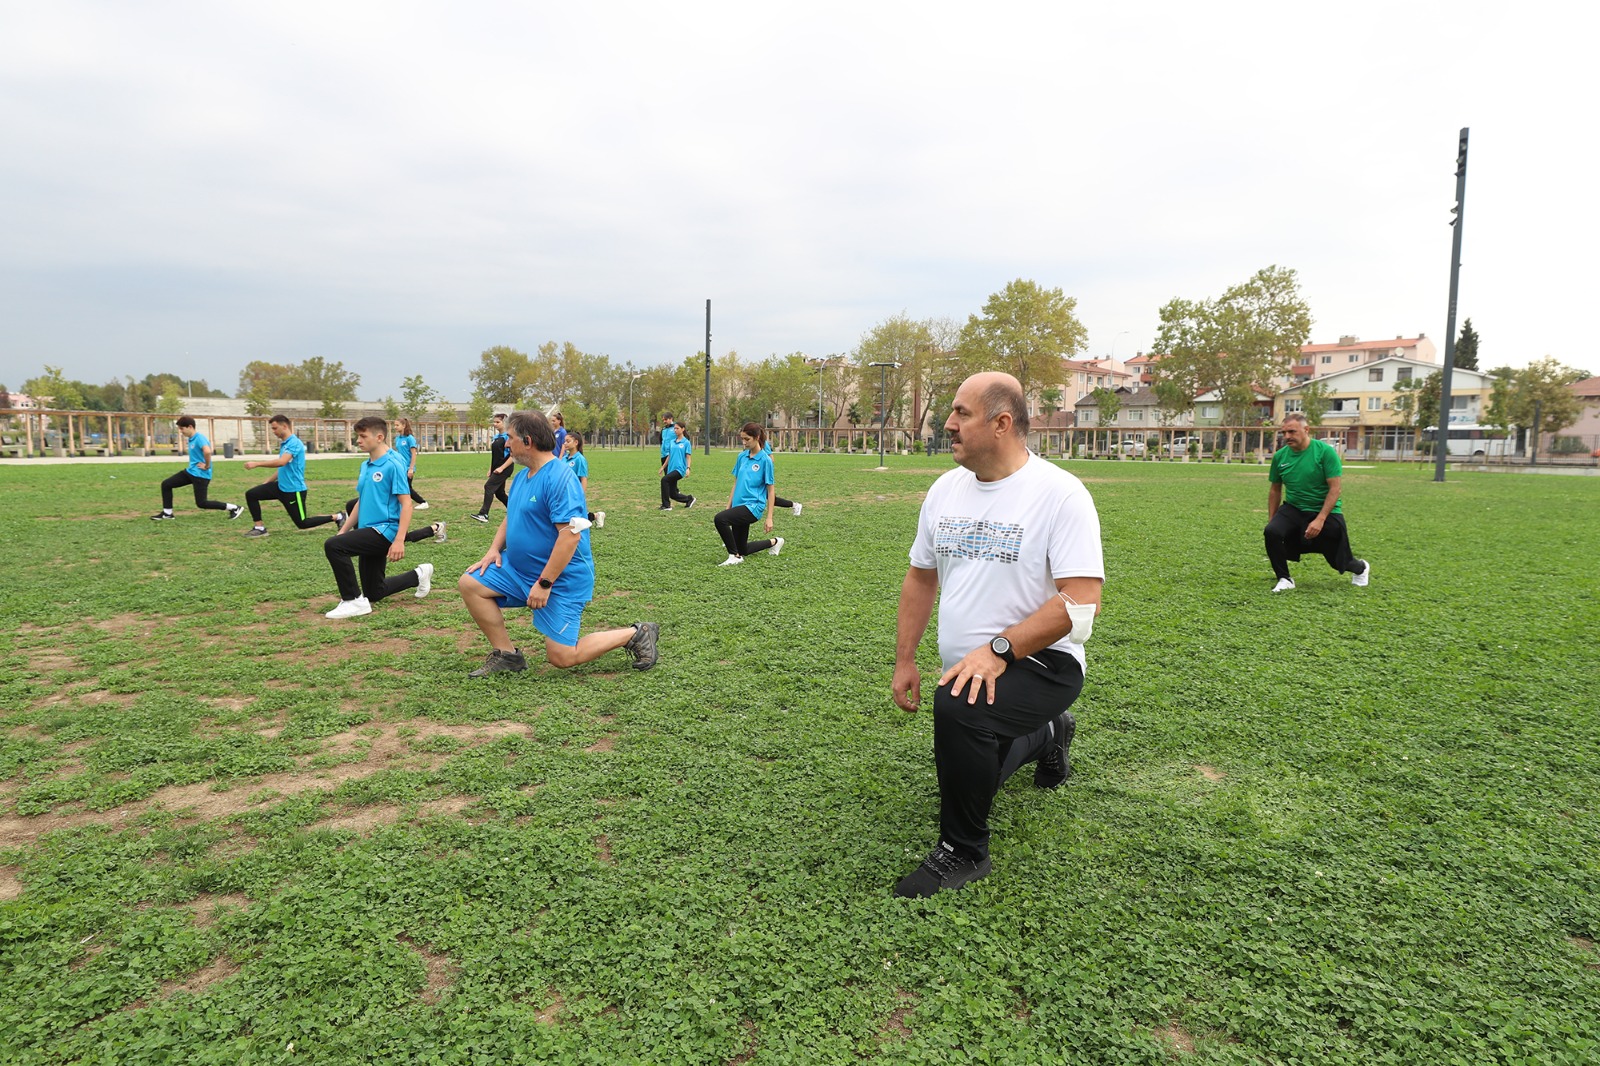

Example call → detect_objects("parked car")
1166 436 1199 453
1119 440 1147 456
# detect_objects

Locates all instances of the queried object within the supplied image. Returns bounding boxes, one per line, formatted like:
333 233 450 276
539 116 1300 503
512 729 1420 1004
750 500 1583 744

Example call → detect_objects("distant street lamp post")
628 372 643 446
868 361 901 469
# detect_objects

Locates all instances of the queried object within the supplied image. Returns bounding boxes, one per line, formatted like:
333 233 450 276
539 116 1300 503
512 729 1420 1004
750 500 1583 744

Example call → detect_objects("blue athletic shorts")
466 562 588 648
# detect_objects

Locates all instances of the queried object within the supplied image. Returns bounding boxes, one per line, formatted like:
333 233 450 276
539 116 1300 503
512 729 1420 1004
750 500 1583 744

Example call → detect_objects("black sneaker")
244 527 269 538
623 622 659 671
469 513 490 523
657 506 672 511
227 504 243 520
468 649 527 678
684 496 696 509
150 512 175 521
1033 711 1076 789
893 842 992 898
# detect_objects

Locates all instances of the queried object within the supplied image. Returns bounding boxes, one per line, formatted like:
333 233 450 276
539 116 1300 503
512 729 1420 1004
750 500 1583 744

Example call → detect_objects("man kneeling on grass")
323 416 434 619
457 409 659 677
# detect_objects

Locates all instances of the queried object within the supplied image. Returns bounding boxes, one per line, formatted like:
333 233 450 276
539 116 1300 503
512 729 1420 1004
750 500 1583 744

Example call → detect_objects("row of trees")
10 367 229 415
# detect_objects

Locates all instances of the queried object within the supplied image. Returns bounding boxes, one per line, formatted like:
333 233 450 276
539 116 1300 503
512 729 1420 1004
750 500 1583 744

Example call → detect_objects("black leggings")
407 474 426 505
480 471 509 515
661 472 692 507
714 505 773 557
323 527 421 603
774 495 794 509
344 498 437 543
161 471 228 511
933 652 1084 859
245 482 338 528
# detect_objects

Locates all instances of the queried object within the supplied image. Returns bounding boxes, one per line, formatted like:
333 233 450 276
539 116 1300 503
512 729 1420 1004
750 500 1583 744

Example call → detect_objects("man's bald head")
966 372 1029 438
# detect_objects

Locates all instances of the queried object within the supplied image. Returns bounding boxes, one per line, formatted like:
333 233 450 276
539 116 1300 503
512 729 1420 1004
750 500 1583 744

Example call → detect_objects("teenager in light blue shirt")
322 416 434 619
152 416 241 520
460 410 657 677
240 414 343 538
561 430 603 527
713 421 784 566
658 419 695 510
392 417 429 511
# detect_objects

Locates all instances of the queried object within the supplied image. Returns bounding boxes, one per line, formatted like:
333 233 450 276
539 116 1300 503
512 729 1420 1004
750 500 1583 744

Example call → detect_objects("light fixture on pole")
868 361 901 469
627 372 643 447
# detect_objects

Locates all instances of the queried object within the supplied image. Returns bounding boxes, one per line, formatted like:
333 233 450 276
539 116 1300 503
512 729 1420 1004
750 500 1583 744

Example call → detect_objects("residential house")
1286 335 1438 387
1549 376 1600 454
1191 388 1274 427
1073 386 1165 441
1274 357 1495 456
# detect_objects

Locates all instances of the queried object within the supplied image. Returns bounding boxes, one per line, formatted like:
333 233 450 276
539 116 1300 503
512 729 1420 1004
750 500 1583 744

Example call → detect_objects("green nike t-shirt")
1269 437 1342 514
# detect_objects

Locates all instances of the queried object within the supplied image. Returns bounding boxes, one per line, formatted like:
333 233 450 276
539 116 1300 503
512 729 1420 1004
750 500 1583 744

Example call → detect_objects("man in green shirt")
1264 412 1370 592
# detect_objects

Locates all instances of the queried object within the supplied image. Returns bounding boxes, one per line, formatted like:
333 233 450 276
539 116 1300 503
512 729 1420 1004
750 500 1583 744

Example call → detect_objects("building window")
1284 399 1303 412
1368 396 1383 410
1396 367 1413 382
1320 356 1332 364
1201 405 1219 419
1128 409 1143 421
1451 395 1470 410
1080 410 1096 425
1368 368 1384 382
1349 354 1361 363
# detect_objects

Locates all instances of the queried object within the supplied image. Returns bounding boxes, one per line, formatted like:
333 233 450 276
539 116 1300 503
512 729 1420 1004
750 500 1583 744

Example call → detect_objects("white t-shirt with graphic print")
909 453 1104 673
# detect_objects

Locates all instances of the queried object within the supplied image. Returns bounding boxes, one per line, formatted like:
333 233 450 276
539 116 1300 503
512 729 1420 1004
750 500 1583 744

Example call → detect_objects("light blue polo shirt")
730 449 775 519
564 451 590 480
666 434 692 477
393 434 417 466
277 434 308 492
355 448 411 542
659 424 678 460
186 433 212 479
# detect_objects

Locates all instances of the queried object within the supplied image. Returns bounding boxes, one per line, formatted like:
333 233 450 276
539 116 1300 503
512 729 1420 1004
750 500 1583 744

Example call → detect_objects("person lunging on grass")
457 410 657 677
471 413 515 523
151 416 241 521
240 415 344 538
713 422 784 566
658 417 694 510
322 417 435 619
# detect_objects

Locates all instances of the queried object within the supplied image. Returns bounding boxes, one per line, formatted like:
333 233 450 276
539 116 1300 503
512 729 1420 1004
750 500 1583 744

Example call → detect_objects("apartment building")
1274 357 1493 455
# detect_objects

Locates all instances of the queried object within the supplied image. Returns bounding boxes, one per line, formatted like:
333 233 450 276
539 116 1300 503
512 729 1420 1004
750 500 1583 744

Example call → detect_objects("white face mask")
1058 592 1096 643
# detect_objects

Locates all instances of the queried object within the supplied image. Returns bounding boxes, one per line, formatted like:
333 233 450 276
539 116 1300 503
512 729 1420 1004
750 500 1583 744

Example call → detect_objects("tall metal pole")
1434 127 1469 482
710 299 716 451
868 361 900 468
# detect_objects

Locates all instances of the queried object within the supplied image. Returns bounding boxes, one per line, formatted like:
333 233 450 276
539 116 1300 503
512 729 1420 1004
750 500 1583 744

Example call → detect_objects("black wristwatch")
537 577 555 590
989 635 1015 663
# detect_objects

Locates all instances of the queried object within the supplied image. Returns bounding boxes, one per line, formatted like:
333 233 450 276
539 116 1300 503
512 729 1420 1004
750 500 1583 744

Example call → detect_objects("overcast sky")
1 0 1590 401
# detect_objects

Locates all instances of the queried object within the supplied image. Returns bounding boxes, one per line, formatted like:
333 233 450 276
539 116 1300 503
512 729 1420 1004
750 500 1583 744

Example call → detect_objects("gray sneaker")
244 527 269 538
468 649 527 678
623 621 659 671
432 521 447 544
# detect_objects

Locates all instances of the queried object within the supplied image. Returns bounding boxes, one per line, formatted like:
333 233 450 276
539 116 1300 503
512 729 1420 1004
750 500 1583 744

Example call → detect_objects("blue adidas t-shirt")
563 451 590 479
666 434 692 476
505 459 594 602
731 449 775 519
393 434 417 466
355 448 411 542
277 434 308 492
186 433 212 479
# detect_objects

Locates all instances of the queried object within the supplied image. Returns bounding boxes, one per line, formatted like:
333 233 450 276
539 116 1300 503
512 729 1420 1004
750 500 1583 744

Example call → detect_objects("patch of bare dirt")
309 794 479 833
1571 936 1600 968
25 652 76 673
89 613 161 638
400 934 460 1005
0 806 142 849
879 990 917 1042
181 892 252 927
70 938 104 969
535 988 566 1025
1196 765 1225 782
32 687 136 711
199 697 257 713
585 735 616 754
595 834 614 865
1152 1022 1197 1055
0 865 23 901
728 1019 759 1064
159 955 240 998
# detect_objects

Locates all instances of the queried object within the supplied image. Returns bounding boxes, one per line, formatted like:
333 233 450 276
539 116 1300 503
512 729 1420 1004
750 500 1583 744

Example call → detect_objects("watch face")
992 637 1011 655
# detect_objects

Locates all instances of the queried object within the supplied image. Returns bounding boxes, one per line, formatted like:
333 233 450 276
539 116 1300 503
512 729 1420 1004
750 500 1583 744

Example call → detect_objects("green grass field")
2 451 1597 1065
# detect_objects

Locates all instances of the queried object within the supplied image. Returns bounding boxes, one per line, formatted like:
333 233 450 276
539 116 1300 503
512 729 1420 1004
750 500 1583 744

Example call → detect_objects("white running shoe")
333 511 347 526
414 501 429 511
415 563 433 598
470 513 489 523
227 503 242 520
718 555 743 566
325 597 372 619
432 521 447 544
792 502 802 516
1352 560 1370 587
1272 578 1295 593
768 536 784 556
595 511 605 528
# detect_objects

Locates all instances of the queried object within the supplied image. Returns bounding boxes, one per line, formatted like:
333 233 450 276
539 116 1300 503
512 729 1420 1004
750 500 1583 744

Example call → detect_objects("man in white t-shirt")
891 372 1105 898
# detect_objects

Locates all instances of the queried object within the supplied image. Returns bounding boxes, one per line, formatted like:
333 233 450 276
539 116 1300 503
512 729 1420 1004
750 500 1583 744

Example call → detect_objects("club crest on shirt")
372 471 384 482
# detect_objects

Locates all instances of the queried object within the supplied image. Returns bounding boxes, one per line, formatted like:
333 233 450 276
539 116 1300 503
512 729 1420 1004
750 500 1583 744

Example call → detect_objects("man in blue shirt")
151 416 241 521
458 410 659 677
471 413 515 522
658 417 695 510
322 417 434 619
241 414 344 538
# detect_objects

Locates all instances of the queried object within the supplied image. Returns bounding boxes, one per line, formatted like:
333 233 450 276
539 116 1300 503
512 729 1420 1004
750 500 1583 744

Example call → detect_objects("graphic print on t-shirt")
934 517 1024 564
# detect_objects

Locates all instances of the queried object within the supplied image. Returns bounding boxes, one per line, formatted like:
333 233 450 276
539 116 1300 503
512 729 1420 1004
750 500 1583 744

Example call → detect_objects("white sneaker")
768 536 785 556
1272 578 1295 593
415 563 433 598
325 597 372 619
1352 560 1370 587
432 521 447 543
414 501 430 511
792 502 802 516
595 511 605 528
718 555 743 566
333 511 347 526
227 503 242 520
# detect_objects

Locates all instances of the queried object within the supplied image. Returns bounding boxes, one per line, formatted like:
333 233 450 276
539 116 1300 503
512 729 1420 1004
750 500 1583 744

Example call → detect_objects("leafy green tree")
857 315 939 435
1454 319 1480 371
957 280 1089 396
400 374 440 420
469 346 531 404
1487 358 1587 437
290 358 360 403
318 397 346 419
156 385 185 416
1040 387 1063 412
1152 265 1313 426
1299 380 1332 426
244 381 273 417
382 395 401 420
237 360 296 399
1088 387 1121 428
23 366 86 409
435 401 458 426
467 389 495 429
1152 378 1191 426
